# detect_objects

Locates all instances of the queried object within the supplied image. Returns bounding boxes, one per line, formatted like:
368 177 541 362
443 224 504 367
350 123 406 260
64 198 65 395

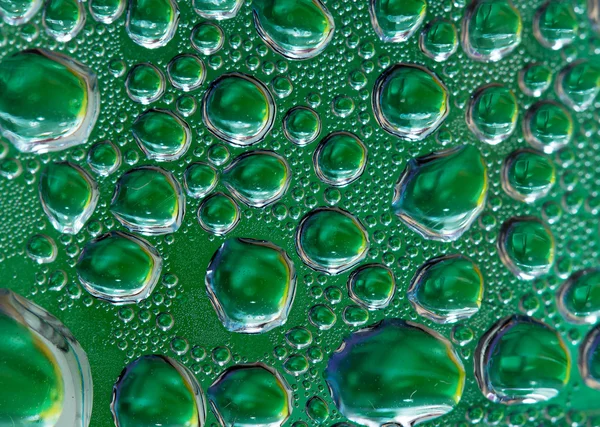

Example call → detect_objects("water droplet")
286 327 312 349
43 0 84 42
111 355 206 427
283 354 309 376
342 304 369 326
533 1 578 50
314 131 367 187
87 140 121 176
39 162 99 234
373 64 449 141
125 63 165 104
206 238 295 333
0 290 93 426
498 216 555 280
197 192 240 235
0 0 41 24
167 54 205 92
518 63 552 97
556 268 600 324
348 264 395 310
132 109 191 161
193 0 242 20
475 315 570 404
111 166 185 235
306 396 329 424
501 148 556 203
184 162 218 199
89 0 124 24
223 150 291 207
326 319 464 426
126 0 179 48
419 18 458 61
296 207 369 274
556 60 600 112
466 84 518 144
523 101 573 153
27 234 57 264
369 0 426 42
283 106 321 146
77 231 162 304
309 304 336 330
0 49 99 153
579 325 600 390
203 73 275 146
208 364 292 427
393 145 487 241
191 22 225 55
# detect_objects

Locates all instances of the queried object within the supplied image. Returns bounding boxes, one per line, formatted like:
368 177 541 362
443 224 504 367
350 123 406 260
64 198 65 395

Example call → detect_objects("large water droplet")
369 0 426 43
556 60 600 112
43 0 85 42
131 109 191 161
348 264 395 310
533 1 578 50
0 0 41 24
523 101 573 153
126 0 179 48
466 84 518 145
314 132 367 187
556 268 600 324
193 0 242 20
501 148 555 203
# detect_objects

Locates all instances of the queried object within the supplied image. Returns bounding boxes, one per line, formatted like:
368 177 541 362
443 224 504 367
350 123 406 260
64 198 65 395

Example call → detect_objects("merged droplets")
252 0 335 60
419 19 458 61
296 207 369 275
523 101 573 153
0 0 41 24
314 132 367 187
392 145 488 241
87 140 121 176
475 315 570 404
556 60 600 112
0 290 93 427
466 84 518 144
348 264 395 310
77 231 162 304
125 63 165 104
39 162 99 234
580 325 600 390
131 109 191 161
557 268 600 324
89 0 124 24
167 54 205 92
369 0 426 42
373 64 449 141
408 255 483 324
184 162 218 198
206 238 296 333
283 106 321 146
0 49 99 153
502 148 556 203
533 1 578 50
197 192 239 235
43 0 85 42
203 73 275 146
126 0 179 48
325 319 465 427
462 0 522 62
223 150 291 207
208 364 292 426
193 0 242 20
111 166 185 235
111 355 206 427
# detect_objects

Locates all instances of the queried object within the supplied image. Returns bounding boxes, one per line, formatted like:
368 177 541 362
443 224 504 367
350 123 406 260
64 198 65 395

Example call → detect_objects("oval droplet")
87 140 121 177
283 106 321 146
314 131 367 187
197 192 240 235
533 1 578 50
43 0 85 42
518 63 552 97
556 60 600 112
193 0 242 20
369 0 426 43
556 268 600 324
466 84 518 145
89 0 124 24
190 22 225 55
348 264 396 310
126 0 179 48
131 109 191 161
26 234 57 264
0 0 42 24
184 162 218 199
419 18 458 61
523 101 573 153
580 325 600 390
167 54 205 92
501 148 556 203
125 63 165 104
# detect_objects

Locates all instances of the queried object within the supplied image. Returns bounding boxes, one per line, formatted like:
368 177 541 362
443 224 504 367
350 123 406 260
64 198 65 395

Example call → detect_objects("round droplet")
342 304 369 326
475 315 570 404
193 0 242 20
369 0 426 43
498 216 555 280
557 268 600 324
43 0 85 42
126 0 179 48
111 355 206 427
271 75 293 98
253 0 335 59
309 304 336 330
283 354 309 376
419 18 458 61
131 109 191 161
0 0 42 24
203 73 275 146
77 231 162 304
0 49 99 153
518 63 552 97
579 325 600 390
306 396 329 424
111 166 185 235
466 84 518 144
326 319 465 426
89 0 124 24
87 140 121 176
39 162 99 234
523 101 573 153
348 264 395 310
502 148 556 203
462 0 522 62
283 106 321 146
393 145 488 241
184 162 217 199
125 63 165 104
296 207 369 275
207 143 230 166
373 64 449 141
197 192 239 235
314 132 366 187
533 1 578 50
208 364 291 427
167 54 205 92
26 234 57 264
191 22 224 55
556 60 600 112
223 150 290 207
286 327 312 349
206 238 296 333
408 255 483 324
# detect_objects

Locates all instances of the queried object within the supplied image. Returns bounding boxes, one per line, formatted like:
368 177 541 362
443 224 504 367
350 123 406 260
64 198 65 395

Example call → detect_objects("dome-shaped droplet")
314 132 367 187
111 355 206 427
501 148 556 203
89 0 124 24
0 49 99 153
206 238 296 333
0 0 41 24
462 0 522 62
580 325 600 390
39 162 99 234
77 231 162 304
0 290 93 427
408 255 483 324
466 84 518 144
348 264 395 310
392 145 488 241
167 54 205 92
191 22 224 55
475 315 570 404
556 60 600 112
309 304 336 330
283 106 321 146
131 109 191 161
252 0 335 59
87 140 121 176
193 0 242 20
518 63 552 97
286 327 312 349
208 363 292 427
125 63 165 104
498 216 555 280
523 101 573 153
296 207 369 275
419 18 458 61
197 192 240 235
556 268 600 324
306 396 329 424
369 0 426 43
184 162 218 199
111 166 185 235
203 73 275 146
26 234 57 264
126 0 179 48
373 64 449 141
326 319 465 426
43 0 85 42
533 1 578 50
223 150 291 207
